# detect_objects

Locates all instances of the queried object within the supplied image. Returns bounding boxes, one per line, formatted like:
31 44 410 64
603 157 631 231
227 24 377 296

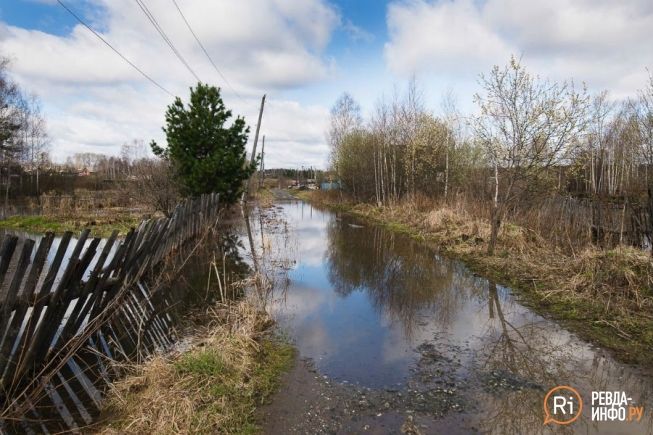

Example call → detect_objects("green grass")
173 337 294 434
253 340 295 400
175 348 230 377
100 333 294 435
0 214 140 237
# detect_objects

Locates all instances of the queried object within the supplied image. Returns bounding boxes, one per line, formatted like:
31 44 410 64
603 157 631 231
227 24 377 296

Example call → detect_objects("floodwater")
244 199 653 434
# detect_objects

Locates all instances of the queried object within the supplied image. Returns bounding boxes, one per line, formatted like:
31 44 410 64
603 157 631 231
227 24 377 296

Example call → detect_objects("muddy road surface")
239 198 653 434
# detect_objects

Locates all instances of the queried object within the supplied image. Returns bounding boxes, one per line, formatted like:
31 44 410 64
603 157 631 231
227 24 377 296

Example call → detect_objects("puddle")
243 200 653 433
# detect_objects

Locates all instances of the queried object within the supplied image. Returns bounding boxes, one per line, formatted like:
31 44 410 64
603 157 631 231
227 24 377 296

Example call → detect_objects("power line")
134 0 202 83
170 0 244 102
56 0 174 97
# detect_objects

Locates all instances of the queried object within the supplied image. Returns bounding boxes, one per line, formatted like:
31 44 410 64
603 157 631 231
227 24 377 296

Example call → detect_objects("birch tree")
638 72 653 180
1 58 24 166
20 95 49 195
441 89 462 200
1 58 49 202
474 56 589 255
637 72 653 251
329 93 362 172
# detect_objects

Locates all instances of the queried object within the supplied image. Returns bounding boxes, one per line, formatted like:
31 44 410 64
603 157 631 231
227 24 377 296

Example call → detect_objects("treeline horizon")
1 57 153 199
328 56 653 254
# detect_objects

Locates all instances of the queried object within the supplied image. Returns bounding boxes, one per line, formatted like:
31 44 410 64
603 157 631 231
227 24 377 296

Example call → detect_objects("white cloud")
385 0 510 76
384 0 653 98
0 0 339 166
342 19 374 43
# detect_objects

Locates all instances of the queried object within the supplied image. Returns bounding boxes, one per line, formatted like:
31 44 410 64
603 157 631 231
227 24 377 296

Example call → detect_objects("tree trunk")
373 148 380 206
444 148 449 200
382 147 387 205
488 163 500 255
5 167 10 211
488 204 501 255
648 187 653 256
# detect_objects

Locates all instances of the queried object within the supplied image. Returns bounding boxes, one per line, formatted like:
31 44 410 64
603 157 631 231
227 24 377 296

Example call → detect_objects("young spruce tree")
151 83 254 203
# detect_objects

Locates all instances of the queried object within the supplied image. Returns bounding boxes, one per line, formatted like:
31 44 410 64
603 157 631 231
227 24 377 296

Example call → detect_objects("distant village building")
78 167 94 177
320 181 340 191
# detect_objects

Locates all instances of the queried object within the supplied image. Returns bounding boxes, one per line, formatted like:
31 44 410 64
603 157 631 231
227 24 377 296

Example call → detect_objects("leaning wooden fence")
0 193 220 432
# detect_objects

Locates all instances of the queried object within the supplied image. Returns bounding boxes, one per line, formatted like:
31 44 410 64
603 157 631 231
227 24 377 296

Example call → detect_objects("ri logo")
544 386 584 425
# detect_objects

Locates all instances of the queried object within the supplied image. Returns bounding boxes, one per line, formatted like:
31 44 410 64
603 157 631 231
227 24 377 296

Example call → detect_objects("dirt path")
258 357 476 434
270 188 296 201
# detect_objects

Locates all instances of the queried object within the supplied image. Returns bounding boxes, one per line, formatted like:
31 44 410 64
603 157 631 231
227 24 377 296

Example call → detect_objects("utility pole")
259 135 265 189
243 94 266 201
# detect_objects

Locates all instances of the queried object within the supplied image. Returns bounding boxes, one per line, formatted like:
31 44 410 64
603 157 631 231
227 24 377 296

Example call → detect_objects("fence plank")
0 234 55 389
0 236 19 301
13 232 74 384
1 193 221 431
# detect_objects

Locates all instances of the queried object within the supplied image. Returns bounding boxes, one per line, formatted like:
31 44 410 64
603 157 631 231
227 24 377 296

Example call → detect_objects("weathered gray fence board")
0 192 221 432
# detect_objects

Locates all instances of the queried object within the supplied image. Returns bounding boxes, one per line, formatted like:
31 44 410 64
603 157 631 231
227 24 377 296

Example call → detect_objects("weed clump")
97 300 294 434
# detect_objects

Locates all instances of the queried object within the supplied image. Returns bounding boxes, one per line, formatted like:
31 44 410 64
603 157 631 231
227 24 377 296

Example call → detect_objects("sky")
0 0 652 169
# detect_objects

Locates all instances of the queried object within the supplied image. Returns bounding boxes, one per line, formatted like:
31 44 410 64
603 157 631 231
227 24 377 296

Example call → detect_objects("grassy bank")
296 190 653 366
253 187 275 208
0 214 143 237
96 300 294 434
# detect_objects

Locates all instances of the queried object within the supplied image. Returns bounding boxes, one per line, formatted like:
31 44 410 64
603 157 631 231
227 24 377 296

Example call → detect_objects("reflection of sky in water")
279 278 414 386
265 202 513 386
246 201 653 433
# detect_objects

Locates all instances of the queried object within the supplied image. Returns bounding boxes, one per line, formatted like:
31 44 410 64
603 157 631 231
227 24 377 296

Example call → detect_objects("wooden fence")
0 193 221 432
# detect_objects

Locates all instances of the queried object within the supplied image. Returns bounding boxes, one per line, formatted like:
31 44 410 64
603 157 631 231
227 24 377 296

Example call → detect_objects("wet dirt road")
242 197 653 434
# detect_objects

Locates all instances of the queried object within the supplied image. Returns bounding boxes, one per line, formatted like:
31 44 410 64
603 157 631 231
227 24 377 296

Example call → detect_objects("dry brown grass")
560 247 653 311
254 187 275 209
425 207 490 242
95 299 293 434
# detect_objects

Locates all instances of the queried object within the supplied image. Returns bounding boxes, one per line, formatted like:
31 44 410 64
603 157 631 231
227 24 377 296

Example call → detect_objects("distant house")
78 167 94 177
320 181 340 191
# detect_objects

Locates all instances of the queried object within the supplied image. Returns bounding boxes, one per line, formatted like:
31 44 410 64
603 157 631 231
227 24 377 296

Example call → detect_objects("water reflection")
471 281 653 433
326 217 485 338
243 200 653 433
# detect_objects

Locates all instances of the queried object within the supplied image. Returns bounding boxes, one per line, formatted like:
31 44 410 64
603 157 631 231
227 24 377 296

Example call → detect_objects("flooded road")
245 199 653 434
